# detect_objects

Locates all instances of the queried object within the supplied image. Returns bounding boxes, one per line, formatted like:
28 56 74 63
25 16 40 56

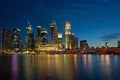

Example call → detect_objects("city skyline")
1 0 120 47
1 21 79 51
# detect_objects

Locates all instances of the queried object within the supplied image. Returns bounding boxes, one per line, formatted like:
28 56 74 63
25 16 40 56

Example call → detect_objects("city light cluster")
1 21 78 52
1 20 120 54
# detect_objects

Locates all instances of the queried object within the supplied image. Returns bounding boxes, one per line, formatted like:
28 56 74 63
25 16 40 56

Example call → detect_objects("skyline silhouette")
0 0 120 47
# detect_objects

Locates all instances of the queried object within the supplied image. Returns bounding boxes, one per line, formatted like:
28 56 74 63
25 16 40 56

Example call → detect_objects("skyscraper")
35 26 42 48
37 26 42 37
71 33 78 49
65 21 71 49
11 28 22 51
50 20 58 44
74 37 78 48
2 28 12 50
57 32 63 49
26 25 34 50
41 28 48 45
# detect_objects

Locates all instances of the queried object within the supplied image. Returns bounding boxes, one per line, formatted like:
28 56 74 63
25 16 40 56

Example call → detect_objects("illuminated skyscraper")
41 28 48 45
11 28 22 51
65 21 71 49
50 20 58 44
37 26 42 37
26 25 34 50
35 26 42 48
2 28 12 50
57 32 63 49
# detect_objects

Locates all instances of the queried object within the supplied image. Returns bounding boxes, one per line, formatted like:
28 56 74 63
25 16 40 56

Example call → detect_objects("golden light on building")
37 44 60 51
65 21 71 49
65 21 71 29
57 32 63 49
58 33 62 38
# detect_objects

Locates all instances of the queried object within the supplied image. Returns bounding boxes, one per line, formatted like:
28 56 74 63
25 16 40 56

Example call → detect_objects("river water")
0 54 120 80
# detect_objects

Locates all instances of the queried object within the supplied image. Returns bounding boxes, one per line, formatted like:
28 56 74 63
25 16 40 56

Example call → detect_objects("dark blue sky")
0 0 120 47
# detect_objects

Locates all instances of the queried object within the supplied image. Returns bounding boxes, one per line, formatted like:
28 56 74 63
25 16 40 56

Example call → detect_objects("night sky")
1 0 120 47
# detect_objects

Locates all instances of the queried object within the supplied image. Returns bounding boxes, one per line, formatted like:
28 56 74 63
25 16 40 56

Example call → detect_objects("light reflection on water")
0 54 120 80
11 55 19 80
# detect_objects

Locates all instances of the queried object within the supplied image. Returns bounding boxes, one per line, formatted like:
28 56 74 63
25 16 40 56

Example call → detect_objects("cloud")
100 33 120 41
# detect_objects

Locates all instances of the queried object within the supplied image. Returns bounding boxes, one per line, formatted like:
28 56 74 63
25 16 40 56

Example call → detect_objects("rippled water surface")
0 54 120 80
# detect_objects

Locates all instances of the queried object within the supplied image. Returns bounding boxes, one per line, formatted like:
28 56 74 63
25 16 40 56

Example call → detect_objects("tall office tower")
26 25 34 50
74 36 78 48
12 28 22 51
71 33 78 49
41 28 48 45
65 21 71 49
80 40 89 50
35 26 42 48
50 20 58 44
71 33 75 49
37 26 42 37
2 29 12 50
57 32 63 49
118 41 120 48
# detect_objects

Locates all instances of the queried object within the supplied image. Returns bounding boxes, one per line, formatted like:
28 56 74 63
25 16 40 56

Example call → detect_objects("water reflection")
11 55 19 80
0 54 120 80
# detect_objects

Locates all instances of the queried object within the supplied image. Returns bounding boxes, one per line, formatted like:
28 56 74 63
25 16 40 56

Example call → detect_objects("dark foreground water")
0 54 120 80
